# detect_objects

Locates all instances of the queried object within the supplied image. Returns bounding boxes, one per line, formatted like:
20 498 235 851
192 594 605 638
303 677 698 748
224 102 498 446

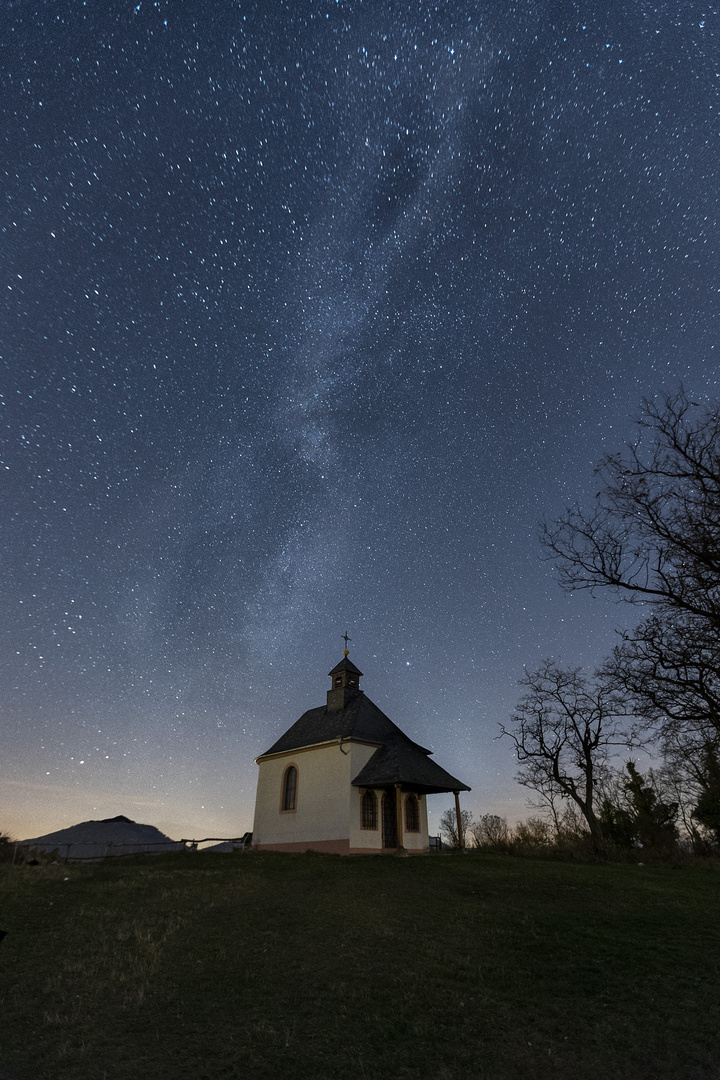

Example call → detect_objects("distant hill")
21 816 182 859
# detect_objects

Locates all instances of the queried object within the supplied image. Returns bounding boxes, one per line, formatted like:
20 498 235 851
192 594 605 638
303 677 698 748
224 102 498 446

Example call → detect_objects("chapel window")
405 794 420 833
361 789 377 830
281 765 298 811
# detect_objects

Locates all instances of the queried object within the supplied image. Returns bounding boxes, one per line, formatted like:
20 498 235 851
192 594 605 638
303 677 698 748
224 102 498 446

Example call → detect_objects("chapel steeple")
326 634 363 710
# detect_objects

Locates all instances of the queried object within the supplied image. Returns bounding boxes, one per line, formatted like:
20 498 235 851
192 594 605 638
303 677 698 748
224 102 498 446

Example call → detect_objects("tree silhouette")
501 661 634 853
544 388 720 817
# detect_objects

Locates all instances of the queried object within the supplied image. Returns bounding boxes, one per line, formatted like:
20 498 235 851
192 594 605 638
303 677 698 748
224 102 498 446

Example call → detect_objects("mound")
20 817 182 859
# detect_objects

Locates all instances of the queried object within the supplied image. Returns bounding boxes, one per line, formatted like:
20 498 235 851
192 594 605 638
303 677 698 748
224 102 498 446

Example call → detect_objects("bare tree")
527 785 590 844
543 389 720 625
501 661 635 853
438 808 474 849
544 388 720 818
603 616 720 747
555 802 589 843
601 615 720 826
523 767 569 839
650 755 707 848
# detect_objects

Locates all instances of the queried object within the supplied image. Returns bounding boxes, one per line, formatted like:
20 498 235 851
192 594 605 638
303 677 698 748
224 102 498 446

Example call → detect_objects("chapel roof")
258 671 470 794
327 656 363 676
350 738 471 794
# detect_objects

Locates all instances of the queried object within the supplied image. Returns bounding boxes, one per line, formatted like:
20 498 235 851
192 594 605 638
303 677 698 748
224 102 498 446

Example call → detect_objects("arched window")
361 789 377 830
281 765 298 811
405 794 420 833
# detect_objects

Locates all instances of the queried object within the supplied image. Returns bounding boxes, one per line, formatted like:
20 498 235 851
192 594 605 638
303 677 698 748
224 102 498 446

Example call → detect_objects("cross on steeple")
341 631 351 657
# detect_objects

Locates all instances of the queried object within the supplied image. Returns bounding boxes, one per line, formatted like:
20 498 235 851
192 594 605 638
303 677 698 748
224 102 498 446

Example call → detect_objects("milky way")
3 1 719 840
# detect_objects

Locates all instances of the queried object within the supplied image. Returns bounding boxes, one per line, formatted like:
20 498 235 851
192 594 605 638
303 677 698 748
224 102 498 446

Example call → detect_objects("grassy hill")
1 851 718 1080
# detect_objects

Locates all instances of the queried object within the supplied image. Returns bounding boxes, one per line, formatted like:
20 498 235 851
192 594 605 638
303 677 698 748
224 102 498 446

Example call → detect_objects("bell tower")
326 635 364 710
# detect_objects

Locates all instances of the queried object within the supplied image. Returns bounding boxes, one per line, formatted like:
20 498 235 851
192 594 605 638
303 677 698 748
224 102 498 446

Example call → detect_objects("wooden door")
381 790 397 848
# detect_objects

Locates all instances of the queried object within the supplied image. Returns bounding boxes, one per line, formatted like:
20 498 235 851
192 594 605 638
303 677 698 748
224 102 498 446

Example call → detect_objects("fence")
15 833 253 863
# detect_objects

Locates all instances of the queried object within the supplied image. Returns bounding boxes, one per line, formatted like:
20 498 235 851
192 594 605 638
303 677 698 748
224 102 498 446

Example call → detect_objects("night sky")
3 1 719 842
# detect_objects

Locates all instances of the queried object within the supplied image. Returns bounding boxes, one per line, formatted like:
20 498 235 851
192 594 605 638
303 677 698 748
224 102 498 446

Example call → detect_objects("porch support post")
454 790 464 850
395 783 404 850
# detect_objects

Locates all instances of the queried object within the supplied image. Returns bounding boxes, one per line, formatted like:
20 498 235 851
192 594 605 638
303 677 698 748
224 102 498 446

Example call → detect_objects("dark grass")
1 851 718 1080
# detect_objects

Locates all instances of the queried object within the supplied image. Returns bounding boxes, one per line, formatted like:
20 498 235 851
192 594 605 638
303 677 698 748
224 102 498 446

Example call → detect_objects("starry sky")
3 0 719 843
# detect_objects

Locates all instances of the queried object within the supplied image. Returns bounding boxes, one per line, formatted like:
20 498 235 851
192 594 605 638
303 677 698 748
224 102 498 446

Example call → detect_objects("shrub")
511 817 553 849
0 832 16 864
470 814 511 851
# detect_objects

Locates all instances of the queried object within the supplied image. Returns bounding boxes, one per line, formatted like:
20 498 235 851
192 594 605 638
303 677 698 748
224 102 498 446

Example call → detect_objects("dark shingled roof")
259 690 470 794
328 657 363 676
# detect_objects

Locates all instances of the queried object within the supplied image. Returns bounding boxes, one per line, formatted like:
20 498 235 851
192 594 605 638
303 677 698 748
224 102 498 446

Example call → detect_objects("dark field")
1 851 718 1080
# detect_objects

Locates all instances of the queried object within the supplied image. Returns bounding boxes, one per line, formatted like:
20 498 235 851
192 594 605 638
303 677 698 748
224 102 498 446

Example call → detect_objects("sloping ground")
0 853 718 1080
20 815 182 859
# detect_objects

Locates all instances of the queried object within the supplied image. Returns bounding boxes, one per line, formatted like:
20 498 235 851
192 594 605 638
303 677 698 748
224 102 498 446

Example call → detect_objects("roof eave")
351 778 471 793
256 735 383 763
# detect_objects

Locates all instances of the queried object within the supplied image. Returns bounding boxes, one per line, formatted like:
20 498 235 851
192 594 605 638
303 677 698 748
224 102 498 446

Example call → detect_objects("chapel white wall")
252 740 378 846
402 793 429 851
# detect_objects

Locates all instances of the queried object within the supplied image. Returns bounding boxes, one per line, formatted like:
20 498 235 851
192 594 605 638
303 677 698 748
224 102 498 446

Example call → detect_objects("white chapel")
252 648 470 854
